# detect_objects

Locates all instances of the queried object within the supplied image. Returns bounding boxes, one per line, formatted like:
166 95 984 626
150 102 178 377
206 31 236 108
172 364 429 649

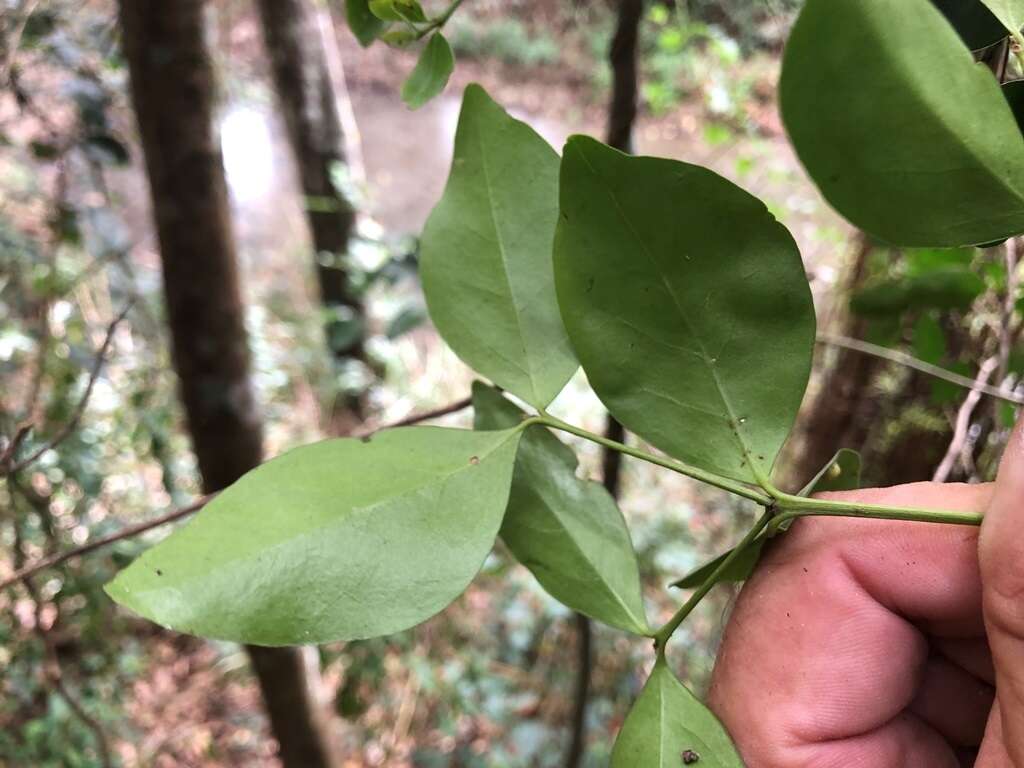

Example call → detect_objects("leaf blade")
473 383 650 635
781 0 1024 247
421 85 578 408
978 0 1024 36
611 656 744 767
401 33 454 109
106 426 522 645
344 0 386 46
554 136 814 483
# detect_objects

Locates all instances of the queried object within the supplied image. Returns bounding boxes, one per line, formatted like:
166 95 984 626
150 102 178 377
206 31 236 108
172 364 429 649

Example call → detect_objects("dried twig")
933 357 999 482
2 302 132 476
10 496 113 768
0 494 214 592
817 333 1024 405
1 394 474 589
358 396 472 434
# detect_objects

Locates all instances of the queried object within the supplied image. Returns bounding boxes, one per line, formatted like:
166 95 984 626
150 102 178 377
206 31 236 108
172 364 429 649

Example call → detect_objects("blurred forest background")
1 0 1020 766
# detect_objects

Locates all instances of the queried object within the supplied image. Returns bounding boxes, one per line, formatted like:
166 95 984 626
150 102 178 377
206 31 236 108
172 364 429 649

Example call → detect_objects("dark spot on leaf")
469 456 480 465
682 750 700 764
156 569 163 576
360 435 372 444
586 277 595 293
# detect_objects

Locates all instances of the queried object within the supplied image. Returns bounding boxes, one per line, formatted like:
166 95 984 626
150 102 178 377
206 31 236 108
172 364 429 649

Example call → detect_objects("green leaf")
671 538 766 590
799 448 862 496
912 313 946 364
781 0 1024 247
611 656 744 768
852 269 985 316
106 426 522 645
932 0 1007 49
368 0 403 20
402 34 455 109
421 85 578 408
554 136 814 483
472 383 650 635
344 0 387 46
369 0 426 22
978 0 1024 36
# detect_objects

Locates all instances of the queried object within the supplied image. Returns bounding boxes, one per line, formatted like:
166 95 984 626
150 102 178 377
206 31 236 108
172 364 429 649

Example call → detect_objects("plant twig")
2 302 133 476
10 499 113 768
817 333 1024 405
0 494 215 592
359 396 471 434
933 357 999 482
654 510 773 649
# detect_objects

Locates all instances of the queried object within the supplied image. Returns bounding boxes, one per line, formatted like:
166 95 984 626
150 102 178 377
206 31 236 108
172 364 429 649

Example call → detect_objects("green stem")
653 511 772 648
534 414 772 505
770 492 982 535
417 0 465 38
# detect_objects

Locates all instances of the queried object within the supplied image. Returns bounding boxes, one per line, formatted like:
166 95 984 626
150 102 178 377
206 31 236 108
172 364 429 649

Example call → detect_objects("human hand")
707 421 1024 767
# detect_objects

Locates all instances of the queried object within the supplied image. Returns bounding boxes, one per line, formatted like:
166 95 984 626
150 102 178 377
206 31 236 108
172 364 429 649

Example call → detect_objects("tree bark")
117 3 338 766
605 0 644 154
255 0 366 429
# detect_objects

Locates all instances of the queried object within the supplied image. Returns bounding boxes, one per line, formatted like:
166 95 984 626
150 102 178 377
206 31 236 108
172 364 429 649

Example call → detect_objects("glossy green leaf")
799 448 862 496
421 85 577 408
344 0 386 46
554 136 814 483
106 426 522 645
611 656 744 768
781 0 1024 247
978 0 1024 36
402 34 454 109
933 0 1007 49
472 383 650 635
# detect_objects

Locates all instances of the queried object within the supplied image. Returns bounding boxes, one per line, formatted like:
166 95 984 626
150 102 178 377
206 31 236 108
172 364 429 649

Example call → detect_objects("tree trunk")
605 0 644 154
255 0 367 432
117 3 338 766
783 235 878 489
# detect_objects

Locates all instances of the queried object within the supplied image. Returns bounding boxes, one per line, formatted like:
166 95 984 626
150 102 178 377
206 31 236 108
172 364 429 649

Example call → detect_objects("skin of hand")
707 419 1024 767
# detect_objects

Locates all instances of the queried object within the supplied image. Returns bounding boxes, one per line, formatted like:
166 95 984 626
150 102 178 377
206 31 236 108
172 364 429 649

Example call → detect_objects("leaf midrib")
528 476 648 633
473 116 539 402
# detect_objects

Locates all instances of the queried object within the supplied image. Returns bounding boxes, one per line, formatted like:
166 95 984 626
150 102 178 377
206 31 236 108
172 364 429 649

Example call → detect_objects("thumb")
980 417 1024 764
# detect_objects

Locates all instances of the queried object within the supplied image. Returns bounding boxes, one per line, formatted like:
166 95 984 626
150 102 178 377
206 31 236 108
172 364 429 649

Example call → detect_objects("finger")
780 713 959 768
909 654 994 748
980 418 1024 764
977 703 1014 768
710 482 990 764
